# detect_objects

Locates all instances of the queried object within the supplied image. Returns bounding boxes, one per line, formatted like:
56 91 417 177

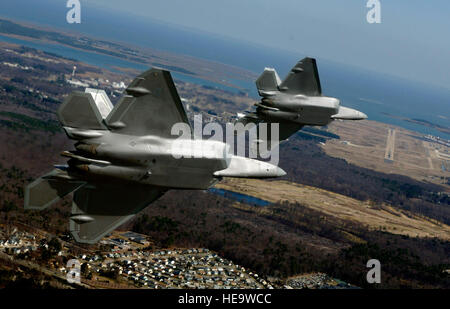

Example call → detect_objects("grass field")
217 178 450 240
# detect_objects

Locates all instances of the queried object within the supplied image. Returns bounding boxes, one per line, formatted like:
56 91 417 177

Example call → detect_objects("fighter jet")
24 68 285 244
236 57 367 150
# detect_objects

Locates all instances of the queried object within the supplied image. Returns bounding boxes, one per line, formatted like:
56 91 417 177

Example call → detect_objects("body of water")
0 0 448 139
0 34 243 94
207 188 271 207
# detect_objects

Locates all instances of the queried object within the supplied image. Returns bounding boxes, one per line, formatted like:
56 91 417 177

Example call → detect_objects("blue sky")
1 0 449 91
83 0 450 90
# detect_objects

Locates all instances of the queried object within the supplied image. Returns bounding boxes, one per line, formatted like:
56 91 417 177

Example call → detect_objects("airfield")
321 120 449 190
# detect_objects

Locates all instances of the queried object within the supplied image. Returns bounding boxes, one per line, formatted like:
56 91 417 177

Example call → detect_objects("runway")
384 128 396 162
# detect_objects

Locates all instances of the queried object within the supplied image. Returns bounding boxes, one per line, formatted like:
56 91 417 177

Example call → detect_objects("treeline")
0 111 61 133
278 134 450 224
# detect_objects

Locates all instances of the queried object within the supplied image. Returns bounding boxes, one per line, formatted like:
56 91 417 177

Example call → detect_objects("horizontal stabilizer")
24 170 85 210
70 184 166 244
256 68 281 96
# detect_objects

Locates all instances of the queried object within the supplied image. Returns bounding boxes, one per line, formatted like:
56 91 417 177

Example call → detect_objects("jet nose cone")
358 111 368 119
276 166 287 177
332 106 368 120
262 162 286 178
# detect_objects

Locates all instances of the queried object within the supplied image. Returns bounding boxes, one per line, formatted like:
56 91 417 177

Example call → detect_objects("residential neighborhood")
0 223 354 289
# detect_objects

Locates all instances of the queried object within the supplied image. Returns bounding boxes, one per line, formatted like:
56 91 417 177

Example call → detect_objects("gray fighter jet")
24 68 285 244
236 57 367 150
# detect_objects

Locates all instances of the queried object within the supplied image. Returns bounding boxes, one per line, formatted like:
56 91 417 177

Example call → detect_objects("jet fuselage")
257 94 340 126
62 127 284 190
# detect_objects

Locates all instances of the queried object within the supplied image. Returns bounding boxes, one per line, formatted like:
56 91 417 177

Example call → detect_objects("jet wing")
70 184 166 244
106 68 192 138
273 122 304 142
235 117 303 155
254 122 304 154
279 57 322 96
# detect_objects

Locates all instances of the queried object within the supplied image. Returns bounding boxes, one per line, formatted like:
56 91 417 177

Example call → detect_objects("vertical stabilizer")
85 88 114 119
58 92 108 130
256 68 281 96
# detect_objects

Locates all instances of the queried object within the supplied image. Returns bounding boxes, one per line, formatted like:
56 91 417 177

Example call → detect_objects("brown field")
216 178 450 240
322 120 449 190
